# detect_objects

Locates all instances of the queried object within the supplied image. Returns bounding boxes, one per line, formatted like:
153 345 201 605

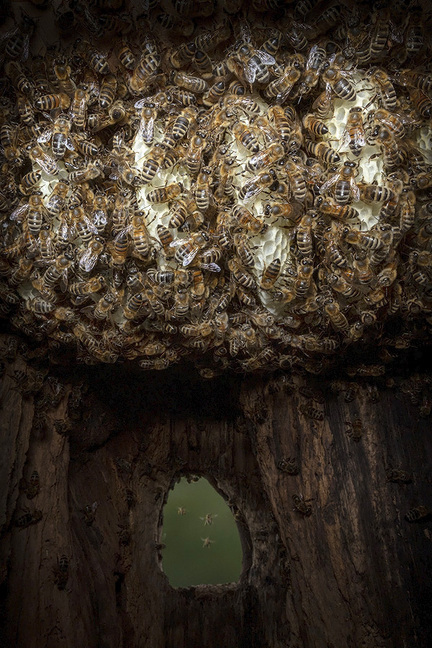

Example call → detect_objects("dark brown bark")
0 334 431 648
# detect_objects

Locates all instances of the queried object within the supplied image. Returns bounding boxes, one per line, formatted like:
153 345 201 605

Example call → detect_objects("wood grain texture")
0 335 431 648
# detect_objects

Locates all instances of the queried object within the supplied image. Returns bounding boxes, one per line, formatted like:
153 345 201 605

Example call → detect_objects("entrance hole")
161 477 243 588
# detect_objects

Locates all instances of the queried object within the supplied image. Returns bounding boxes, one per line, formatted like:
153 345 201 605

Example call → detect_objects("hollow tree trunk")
0 335 431 648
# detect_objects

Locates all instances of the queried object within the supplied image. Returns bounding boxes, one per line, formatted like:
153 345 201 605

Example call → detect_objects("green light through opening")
161 477 243 588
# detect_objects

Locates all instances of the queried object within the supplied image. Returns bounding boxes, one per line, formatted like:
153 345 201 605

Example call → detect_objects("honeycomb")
0 0 432 376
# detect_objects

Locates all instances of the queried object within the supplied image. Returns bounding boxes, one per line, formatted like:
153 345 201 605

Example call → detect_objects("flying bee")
322 66 356 102
367 69 397 111
201 537 215 548
238 169 277 202
342 107 366 157
312 86 334 119
264 65 302 103
38 114 74 159
147 183 183 204
260 258 281 290
200 513 218 526
27 143 59 176
184 132 207 175
320 161 360 204
171 231 211 266
171 70 208 93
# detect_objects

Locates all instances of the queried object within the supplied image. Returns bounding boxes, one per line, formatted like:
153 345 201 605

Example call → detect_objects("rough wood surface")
0 334 431 648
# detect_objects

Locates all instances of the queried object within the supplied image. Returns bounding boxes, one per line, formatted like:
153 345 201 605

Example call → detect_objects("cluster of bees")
0 0 432 375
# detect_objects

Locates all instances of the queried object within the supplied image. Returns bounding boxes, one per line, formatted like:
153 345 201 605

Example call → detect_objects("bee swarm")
1 0 432 376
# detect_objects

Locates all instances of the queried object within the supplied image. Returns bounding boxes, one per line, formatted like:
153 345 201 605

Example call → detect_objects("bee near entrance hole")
159 476 244 588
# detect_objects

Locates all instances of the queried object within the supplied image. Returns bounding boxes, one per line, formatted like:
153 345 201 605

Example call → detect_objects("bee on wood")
292 494 312 516
15 509 43 528
53 555 69 590
386 467 413 484
404 506 430 523
82 502 98 526
345 418 363 441
276 457 299 475
19 470 40 499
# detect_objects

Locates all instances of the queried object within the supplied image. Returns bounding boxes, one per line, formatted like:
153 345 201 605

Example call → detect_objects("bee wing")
66 137 75 151
83 215 99 235
350 179 361 202
134 98 148 108
200 262 221 272
244 60 258 84
10 203 29 221
320 174 339 194
183 248 199 266
255 50 276 65
92 209 108 228
38 156 59 176
37 129 52 145
139 116 155 144
79 249 98 272
169 239 186 248
243 183 261 201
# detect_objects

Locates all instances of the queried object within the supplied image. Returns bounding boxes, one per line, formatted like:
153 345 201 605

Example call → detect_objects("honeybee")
131 214 152 259
201 536 215 548
27 143 59 176
232 205 267 234
15 509 43 529
264 65 302 103
35 93 71 112
367 69 397 111
324 299 349 332
305 139 340 164
292 494 312 516
322 65 356 101
171 231 211 266
171 70 208 94
260 258 281 290
184 132 207 175
371 108 406 139
38 114 74 159
156 223 174 257
245 142 285 173
19 170 42 195
69 88 88 130
341 107 366 157
69 162 102 184
345 418 363 441
314 196 359 222
77 238 105 273
147 183 183 204
302 113 328 136
133 101 157 145
228 39 276 86
320 161 360 204
232 122 260 153
141 143 166 183
228 258 256 289
285 159 307 202
238 169 277 202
